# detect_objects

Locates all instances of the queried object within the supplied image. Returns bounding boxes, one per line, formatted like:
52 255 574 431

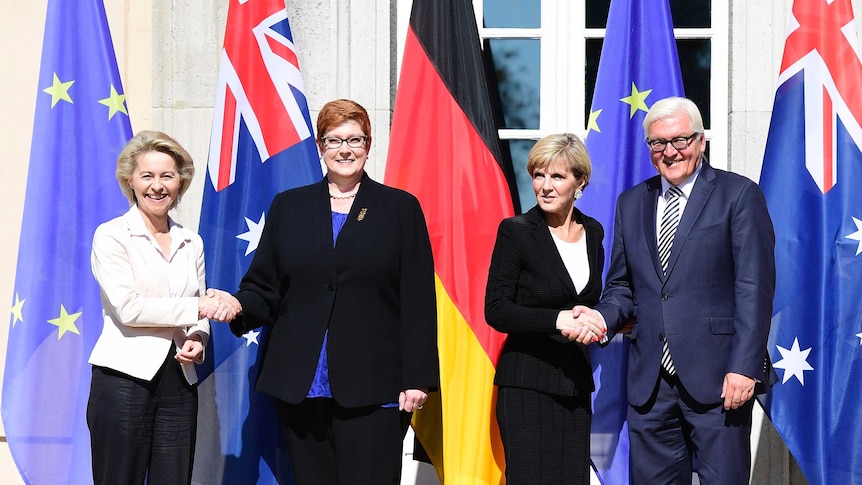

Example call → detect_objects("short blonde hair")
116 130 195 209
526 133 592 188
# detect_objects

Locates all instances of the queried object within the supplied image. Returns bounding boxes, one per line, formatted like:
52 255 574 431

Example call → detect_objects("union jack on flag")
759 0 862 483
195 1 322 483
773 0 862 194
207 0 315 192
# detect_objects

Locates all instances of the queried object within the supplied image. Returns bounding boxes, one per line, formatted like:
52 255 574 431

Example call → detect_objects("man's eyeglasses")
646 132 700 153
321 135 367 150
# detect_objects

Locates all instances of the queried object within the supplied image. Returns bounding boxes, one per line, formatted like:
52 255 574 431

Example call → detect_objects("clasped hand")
557 306 606 344
198 289 242 322
175 336 204 364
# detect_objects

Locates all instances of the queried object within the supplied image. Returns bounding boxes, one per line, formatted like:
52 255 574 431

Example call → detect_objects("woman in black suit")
485 133 607 485
215 99 438 485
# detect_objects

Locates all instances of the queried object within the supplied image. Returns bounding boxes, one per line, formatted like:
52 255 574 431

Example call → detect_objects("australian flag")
579 0 684 483
758 0 862 484
1 0 132 483
194 1 322 484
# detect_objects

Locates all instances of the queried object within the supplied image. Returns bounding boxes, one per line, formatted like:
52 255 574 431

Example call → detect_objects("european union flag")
759 0 862 483
579 0 684 482
193 1 322 483
1 0 132 483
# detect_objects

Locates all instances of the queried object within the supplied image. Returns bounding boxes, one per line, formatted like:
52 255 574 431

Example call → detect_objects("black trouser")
274 398 410 485
87 348 197 485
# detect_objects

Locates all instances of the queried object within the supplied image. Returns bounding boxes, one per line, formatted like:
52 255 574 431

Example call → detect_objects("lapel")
526 206 579 298
307 178 342 287
312 177 335 248
642 176 664 279
664 161 716 279
580 211 602 296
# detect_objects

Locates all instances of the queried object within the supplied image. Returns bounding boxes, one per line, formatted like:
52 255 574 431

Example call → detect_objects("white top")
88 205 210 384
550 231 589 293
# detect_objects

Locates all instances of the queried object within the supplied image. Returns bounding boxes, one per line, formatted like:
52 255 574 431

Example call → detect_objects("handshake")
557 305 607 344
198 288 243 322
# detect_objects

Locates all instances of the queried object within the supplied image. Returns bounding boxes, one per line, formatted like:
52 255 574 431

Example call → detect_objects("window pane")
483 0 540 28
669 0 710 28
677 38 710 129
485 39 541 130
586 0 610 28
587 0 710 28
503 139 539 213
585 38 602 126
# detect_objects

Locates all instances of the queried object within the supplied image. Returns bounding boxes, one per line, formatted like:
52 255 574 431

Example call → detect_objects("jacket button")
659 333 666 342
662 294 670 301
327 284 335 291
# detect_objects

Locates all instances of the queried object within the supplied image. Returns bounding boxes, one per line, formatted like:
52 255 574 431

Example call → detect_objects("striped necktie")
658 186 683 375
658 186 683 272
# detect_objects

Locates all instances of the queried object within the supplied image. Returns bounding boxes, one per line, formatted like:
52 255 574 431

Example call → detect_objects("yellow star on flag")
47 304 82 339
10 293 25 327
587 108 602 134
43 73 75 108
620 82 652 118
98 84 128 120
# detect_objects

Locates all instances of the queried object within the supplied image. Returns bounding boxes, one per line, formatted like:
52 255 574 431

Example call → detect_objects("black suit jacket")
231 173 439 408
485 206 604 397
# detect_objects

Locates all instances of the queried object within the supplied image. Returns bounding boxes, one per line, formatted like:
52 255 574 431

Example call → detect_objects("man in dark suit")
574 97 776 484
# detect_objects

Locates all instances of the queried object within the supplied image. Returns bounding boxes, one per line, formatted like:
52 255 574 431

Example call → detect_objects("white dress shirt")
655 162 702 243
550 231 590 293
89 205 210 384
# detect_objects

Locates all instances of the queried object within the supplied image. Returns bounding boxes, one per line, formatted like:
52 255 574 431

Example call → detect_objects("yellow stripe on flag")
414 276 505 484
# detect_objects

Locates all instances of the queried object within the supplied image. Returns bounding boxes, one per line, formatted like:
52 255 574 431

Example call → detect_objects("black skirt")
496 386 591 485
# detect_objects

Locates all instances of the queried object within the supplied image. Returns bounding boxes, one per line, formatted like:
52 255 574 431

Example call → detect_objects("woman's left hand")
175 337 204 364
399 388 429 412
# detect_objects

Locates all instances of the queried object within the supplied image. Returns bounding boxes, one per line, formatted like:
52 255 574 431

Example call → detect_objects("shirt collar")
123 205 183 239
661 159 703 199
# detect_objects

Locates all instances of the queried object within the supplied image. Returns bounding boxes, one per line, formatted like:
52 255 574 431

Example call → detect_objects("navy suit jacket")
230 173 439 408
596 161 777 406
485 206 604 397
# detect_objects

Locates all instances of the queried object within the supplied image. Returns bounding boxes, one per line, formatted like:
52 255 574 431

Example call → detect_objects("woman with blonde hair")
485 133 607 484
88 131 230 484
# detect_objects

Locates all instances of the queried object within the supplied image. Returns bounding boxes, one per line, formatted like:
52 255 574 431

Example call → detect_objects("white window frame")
395 1 728 167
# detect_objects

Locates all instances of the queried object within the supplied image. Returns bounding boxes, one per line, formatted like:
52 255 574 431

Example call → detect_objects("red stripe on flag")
218 87 238 191
823 87 834 192
267 34 299 70
388 27 511 366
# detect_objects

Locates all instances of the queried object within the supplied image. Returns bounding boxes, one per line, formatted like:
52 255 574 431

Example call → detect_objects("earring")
574 188 583 200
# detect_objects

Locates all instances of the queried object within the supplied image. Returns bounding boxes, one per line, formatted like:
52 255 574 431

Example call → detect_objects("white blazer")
89 206 210 384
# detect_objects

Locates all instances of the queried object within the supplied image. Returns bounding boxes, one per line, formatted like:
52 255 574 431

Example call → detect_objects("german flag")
384 0 517 482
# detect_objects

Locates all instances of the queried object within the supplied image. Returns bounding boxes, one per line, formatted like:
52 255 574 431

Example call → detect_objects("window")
477 0 727 212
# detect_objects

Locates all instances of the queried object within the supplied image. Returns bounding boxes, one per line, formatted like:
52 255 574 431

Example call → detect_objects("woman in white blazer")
87 131 230 485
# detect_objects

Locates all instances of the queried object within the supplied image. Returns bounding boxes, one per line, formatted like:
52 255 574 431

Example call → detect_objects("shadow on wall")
752 415 809 485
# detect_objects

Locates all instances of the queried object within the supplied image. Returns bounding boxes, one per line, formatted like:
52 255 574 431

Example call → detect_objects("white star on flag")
237 212 266 256
242 329 260 347
774 337 814 385
856 332 862 345
848 217 862 255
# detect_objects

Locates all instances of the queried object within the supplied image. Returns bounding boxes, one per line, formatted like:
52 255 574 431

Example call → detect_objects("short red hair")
316 99 371 149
